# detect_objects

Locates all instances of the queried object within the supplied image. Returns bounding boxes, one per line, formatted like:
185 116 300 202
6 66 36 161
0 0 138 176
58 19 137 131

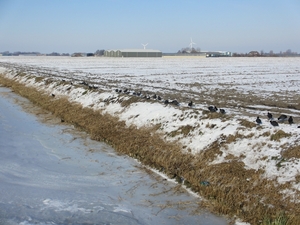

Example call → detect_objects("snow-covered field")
1 56 300 202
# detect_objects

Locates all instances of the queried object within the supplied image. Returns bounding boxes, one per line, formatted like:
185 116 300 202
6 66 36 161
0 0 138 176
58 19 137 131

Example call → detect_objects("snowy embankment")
0 57 300 203
34 80 300 194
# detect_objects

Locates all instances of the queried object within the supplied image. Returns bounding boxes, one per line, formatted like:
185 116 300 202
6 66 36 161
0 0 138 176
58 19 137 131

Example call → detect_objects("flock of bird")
256 112 299 128
52 82 300 129
113 87 300 128
114 88 236 123
114 87 229 113
207 106 226 114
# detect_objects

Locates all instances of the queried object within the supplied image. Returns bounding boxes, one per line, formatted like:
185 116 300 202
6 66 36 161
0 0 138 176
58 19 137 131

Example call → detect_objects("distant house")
248 51 260 57
104 49 162 57
71 53 87 57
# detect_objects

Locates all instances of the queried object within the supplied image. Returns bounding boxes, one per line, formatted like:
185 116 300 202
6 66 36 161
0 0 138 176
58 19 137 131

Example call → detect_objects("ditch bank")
0 68 299 225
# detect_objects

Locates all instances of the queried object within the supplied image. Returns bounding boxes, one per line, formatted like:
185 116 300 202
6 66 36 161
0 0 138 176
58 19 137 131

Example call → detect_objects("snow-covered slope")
1 56 300 201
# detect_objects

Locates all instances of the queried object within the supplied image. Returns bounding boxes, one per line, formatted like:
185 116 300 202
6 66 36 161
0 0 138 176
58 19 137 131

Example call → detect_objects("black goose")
256 116 262 124
171 100 179 106
270 120 279 126
208 106 218 112
188 101 193 107
220 109 226 114
288 116 293 125
278 114 287 122
267 112 273 120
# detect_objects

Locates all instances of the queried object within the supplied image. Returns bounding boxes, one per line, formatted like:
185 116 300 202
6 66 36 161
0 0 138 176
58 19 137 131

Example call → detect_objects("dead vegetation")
270 130 291 141
239 119 257 129
169 125 194 137
121 96 140 107
281 145 300 159
1 74 300 224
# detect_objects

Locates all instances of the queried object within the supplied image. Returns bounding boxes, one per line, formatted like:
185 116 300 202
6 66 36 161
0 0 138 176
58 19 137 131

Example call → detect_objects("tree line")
233 49 299 57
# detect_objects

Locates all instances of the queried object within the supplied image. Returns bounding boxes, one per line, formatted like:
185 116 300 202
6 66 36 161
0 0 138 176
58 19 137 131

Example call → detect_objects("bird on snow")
256 116 262 124
188 101 193 107
208 106 218 112
278 114 288 122
220 109 226 114
270 120 279 126
267 112 273 120
288 116 293 125
171 100 179 106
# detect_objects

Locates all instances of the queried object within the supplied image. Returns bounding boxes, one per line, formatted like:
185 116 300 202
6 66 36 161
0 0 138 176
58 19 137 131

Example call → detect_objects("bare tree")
286 49 292 55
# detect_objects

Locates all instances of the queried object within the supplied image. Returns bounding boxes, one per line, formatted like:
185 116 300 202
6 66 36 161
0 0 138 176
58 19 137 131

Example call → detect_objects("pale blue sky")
0 0 299 53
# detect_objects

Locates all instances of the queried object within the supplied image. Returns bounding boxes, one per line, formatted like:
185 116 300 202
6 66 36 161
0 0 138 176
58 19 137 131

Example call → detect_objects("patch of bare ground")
1 73 300 224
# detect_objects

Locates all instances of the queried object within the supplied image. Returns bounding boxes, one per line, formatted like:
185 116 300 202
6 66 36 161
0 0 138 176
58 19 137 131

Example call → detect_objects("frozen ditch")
0 86 229 225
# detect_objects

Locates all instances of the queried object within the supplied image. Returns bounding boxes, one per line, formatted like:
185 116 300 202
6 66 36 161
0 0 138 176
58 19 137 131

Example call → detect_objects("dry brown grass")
1 73 300 224
34 76 44 83
202 110 227 120
121 96 140 107
168 125 194 137
270 130 291 141
261 131 271 137
225 132 245 144
282 145 300 159
239 119 257 129
180 125 194 135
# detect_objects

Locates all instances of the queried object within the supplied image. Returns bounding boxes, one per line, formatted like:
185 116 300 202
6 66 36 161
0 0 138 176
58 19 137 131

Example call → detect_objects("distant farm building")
104 49 162 57
204 51 232 57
